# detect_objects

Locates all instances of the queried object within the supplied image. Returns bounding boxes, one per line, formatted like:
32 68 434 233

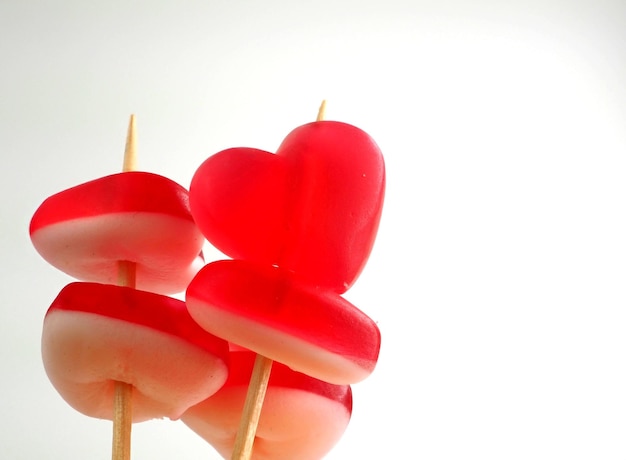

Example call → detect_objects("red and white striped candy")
30 171 204 295
186 260 380 385
42 282 230 422
182 349 352 460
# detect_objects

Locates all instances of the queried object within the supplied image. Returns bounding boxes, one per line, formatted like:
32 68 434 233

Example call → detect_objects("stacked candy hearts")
185 119 385 457
182 346 353 460
29 127 230 431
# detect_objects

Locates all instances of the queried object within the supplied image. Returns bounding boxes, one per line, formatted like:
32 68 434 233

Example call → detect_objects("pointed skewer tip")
316 100 327 122
122 114 137 172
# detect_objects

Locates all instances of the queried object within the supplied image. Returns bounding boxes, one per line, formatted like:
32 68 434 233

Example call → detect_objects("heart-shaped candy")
186 259 381 384
42 282 230 422
182 348 352 460
30 171 204 294
189 121 385 293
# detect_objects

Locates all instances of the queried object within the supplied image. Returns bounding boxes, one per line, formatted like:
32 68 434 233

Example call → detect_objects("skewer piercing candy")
186 259 380 385
31 116 217 459
29 171 205 295
181 348 352 460
187 107 385 458
187 117 385 384
42 282 230 422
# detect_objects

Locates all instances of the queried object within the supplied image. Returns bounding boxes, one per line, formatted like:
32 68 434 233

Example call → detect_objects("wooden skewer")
317 99 327 122
230 355 273 459
112 380 133 460
230 101 328 460
122 114 137 173
112 114 137 460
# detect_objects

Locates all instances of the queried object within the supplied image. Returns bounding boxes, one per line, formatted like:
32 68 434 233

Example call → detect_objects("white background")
2 1 626 459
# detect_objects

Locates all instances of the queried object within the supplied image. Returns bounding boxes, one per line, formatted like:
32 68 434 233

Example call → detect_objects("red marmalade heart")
189 121 385 293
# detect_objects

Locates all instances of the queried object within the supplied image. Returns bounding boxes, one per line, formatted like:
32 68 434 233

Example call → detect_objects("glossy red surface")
29 172 204 294
189 121 385 294
186 260 380 384
29 171 193 230
48 282 230 357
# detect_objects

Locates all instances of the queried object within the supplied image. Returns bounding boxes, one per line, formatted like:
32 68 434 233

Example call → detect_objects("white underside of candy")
41 310 228 422
187 299 373 385
182 386 350 460
31 213 204 294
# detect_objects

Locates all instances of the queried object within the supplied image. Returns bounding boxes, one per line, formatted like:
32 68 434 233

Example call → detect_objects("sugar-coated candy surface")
30 172 204 294
186 260 380 385
42 282 230 421
182 349 352 460
189 121 385 294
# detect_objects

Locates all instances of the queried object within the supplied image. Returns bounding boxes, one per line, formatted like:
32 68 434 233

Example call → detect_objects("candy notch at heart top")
189 121 385 293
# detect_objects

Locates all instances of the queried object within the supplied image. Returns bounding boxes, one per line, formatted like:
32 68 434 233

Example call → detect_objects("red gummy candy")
42 282 230 422
189 121 385 293
182 349 352 460
186 259 380 384
30 171 204 294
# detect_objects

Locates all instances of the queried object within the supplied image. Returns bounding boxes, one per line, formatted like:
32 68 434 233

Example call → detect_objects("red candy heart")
30 171 204 295
189 121 385 294
42 282 230 422
181 348 352 460
186 259 381 384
